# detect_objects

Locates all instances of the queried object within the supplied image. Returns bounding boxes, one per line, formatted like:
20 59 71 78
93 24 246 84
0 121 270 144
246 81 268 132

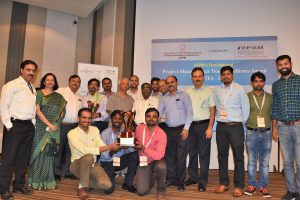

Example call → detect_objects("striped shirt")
272 73 300 121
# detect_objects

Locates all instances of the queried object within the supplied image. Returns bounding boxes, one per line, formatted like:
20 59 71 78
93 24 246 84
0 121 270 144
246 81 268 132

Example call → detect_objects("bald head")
119 77 129 92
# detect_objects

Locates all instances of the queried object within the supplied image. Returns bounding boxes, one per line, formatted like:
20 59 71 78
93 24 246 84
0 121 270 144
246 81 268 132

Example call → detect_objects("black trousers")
216 122 245 188
55 123 77 176
165 125 188 186
101 152 138 193
187 122 211 186
0 119 35 193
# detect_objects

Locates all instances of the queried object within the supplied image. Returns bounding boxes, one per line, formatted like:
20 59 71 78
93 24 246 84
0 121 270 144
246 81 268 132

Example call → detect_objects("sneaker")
281 190 297 200
244 186 256 196
260 188 271 198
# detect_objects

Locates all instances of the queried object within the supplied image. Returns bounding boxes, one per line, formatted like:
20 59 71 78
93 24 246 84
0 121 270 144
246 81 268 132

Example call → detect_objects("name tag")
219 109 228 120
139 156 148 166
113 157 120 167
257 116 265 127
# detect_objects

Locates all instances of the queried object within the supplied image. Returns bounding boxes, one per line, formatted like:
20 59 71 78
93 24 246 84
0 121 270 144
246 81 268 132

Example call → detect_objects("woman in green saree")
28 73 66 190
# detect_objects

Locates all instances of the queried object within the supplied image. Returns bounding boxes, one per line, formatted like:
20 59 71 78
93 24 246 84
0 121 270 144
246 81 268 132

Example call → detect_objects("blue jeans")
246 130 272 188
278 121 300 193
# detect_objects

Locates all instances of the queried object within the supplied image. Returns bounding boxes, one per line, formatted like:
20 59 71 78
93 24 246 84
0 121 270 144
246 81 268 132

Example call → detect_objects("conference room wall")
0 0 12 153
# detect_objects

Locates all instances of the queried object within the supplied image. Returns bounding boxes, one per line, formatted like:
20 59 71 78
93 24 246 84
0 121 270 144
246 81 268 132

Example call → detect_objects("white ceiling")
14 0 103 17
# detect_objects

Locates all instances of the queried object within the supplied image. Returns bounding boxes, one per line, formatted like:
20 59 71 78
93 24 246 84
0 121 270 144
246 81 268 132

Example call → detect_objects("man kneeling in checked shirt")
68 108 119 200
134 108 167 200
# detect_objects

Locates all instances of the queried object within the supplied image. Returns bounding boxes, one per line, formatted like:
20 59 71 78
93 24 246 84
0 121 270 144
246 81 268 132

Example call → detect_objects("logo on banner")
237 45 264 56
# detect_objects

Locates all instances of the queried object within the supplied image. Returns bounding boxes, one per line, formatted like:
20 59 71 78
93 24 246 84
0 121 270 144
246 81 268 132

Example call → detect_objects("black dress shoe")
198 184 206 192
177 185 185 192
55 175 61 182
64 174 78 180
185 179 197 186
0 191 14 200
13 186 32 195
122 183 137 193
165 181 177 187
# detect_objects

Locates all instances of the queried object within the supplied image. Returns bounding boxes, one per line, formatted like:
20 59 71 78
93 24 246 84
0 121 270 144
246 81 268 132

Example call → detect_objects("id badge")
219 109 228 120
257 116 265 127
139 156 148 166
113 157 120 167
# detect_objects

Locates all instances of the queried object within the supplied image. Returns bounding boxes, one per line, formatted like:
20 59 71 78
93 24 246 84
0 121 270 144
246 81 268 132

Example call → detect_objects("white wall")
134 0 300 84
42 10 78 87
133 0 300 170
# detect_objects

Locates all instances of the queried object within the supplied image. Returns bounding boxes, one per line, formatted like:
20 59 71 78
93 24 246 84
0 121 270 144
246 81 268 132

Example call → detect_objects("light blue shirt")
214 82 250 124
99 126 134 162
158 90 193 130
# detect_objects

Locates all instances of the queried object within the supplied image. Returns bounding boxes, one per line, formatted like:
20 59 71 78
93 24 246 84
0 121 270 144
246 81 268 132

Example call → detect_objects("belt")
280 119 300 125
217 121 242 126
11 117 32 123
247 127 271 132
191 119 209 125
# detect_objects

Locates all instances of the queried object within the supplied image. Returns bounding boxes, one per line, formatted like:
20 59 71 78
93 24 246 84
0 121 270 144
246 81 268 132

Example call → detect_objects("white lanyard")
142 127 156 148
222 86 233 106
252 93 265 115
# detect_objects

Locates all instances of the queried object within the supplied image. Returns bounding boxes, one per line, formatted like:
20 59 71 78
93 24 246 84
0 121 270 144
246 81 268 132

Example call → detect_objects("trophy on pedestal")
118 111 137 146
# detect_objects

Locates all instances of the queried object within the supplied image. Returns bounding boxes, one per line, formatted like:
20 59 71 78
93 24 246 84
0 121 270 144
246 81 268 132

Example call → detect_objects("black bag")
45 138 60 157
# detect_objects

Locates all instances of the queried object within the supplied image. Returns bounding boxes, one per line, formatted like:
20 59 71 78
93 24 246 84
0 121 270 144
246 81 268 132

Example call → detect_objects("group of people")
0 54 299 200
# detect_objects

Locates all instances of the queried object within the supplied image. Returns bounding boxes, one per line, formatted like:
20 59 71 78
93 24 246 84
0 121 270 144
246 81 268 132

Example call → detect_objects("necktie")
27 82 33 94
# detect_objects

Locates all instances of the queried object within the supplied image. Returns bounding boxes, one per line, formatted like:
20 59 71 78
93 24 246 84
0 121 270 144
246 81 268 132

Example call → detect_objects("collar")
279 72 296 81
192 85 206 91
221 81 235 89
77 126 90 135
18 76 31 85
67 86 79 96
166 90 180 96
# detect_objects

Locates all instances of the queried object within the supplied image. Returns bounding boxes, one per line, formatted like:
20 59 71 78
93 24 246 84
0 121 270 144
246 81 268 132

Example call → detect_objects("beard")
146 121 157 127
279 68 292 76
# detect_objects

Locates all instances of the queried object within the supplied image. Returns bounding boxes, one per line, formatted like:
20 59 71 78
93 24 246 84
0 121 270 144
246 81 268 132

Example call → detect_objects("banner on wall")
152 36 279 171
78 63 118 96
152 36 278 86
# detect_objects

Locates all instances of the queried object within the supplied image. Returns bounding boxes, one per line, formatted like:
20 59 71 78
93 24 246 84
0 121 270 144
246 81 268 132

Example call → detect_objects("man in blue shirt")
99 110 138 194
158 75 193 192
272 55 300 200
214 66 250 197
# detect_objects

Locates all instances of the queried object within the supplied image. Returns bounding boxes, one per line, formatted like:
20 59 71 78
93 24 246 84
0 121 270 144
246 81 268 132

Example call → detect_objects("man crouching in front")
68 108 119 200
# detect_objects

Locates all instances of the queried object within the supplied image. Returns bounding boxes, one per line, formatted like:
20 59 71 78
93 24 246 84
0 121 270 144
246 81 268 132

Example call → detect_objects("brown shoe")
233 188 243 197
77 187 88 200
215 185 229 193
157 194 167 200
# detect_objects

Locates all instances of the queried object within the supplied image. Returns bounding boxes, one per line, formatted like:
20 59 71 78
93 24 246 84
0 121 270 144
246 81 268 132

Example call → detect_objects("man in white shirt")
55 75 82 181
68 108 119 200
132 83 159 125
82 78 108 132
127 75 142 101
0 60 38 200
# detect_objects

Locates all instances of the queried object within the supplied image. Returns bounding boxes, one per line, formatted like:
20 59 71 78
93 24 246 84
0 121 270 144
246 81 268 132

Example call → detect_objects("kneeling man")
68 108 119 200
99 110 139 194
134 108 167 200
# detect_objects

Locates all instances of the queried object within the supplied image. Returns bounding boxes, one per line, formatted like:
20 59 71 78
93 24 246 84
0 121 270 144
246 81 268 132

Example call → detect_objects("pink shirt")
135 124 167 164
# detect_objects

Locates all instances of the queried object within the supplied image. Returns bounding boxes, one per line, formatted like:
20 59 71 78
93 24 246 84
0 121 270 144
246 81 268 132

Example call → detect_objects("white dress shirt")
132 96 159 124
82 92 108 121
68 126 107 163
127 89 142 102
57 87 82 123
0 76 36 129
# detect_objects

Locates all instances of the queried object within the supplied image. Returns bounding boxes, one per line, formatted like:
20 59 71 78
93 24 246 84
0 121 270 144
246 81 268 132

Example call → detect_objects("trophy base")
119 137 136 147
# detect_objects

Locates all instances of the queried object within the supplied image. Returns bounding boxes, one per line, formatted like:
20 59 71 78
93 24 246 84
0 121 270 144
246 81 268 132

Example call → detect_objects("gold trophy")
118 111 137 146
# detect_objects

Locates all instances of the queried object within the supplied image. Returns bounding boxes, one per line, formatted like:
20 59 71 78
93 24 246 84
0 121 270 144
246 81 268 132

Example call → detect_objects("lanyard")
222 86 233 106
252 93 265 115
142 127 156 148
